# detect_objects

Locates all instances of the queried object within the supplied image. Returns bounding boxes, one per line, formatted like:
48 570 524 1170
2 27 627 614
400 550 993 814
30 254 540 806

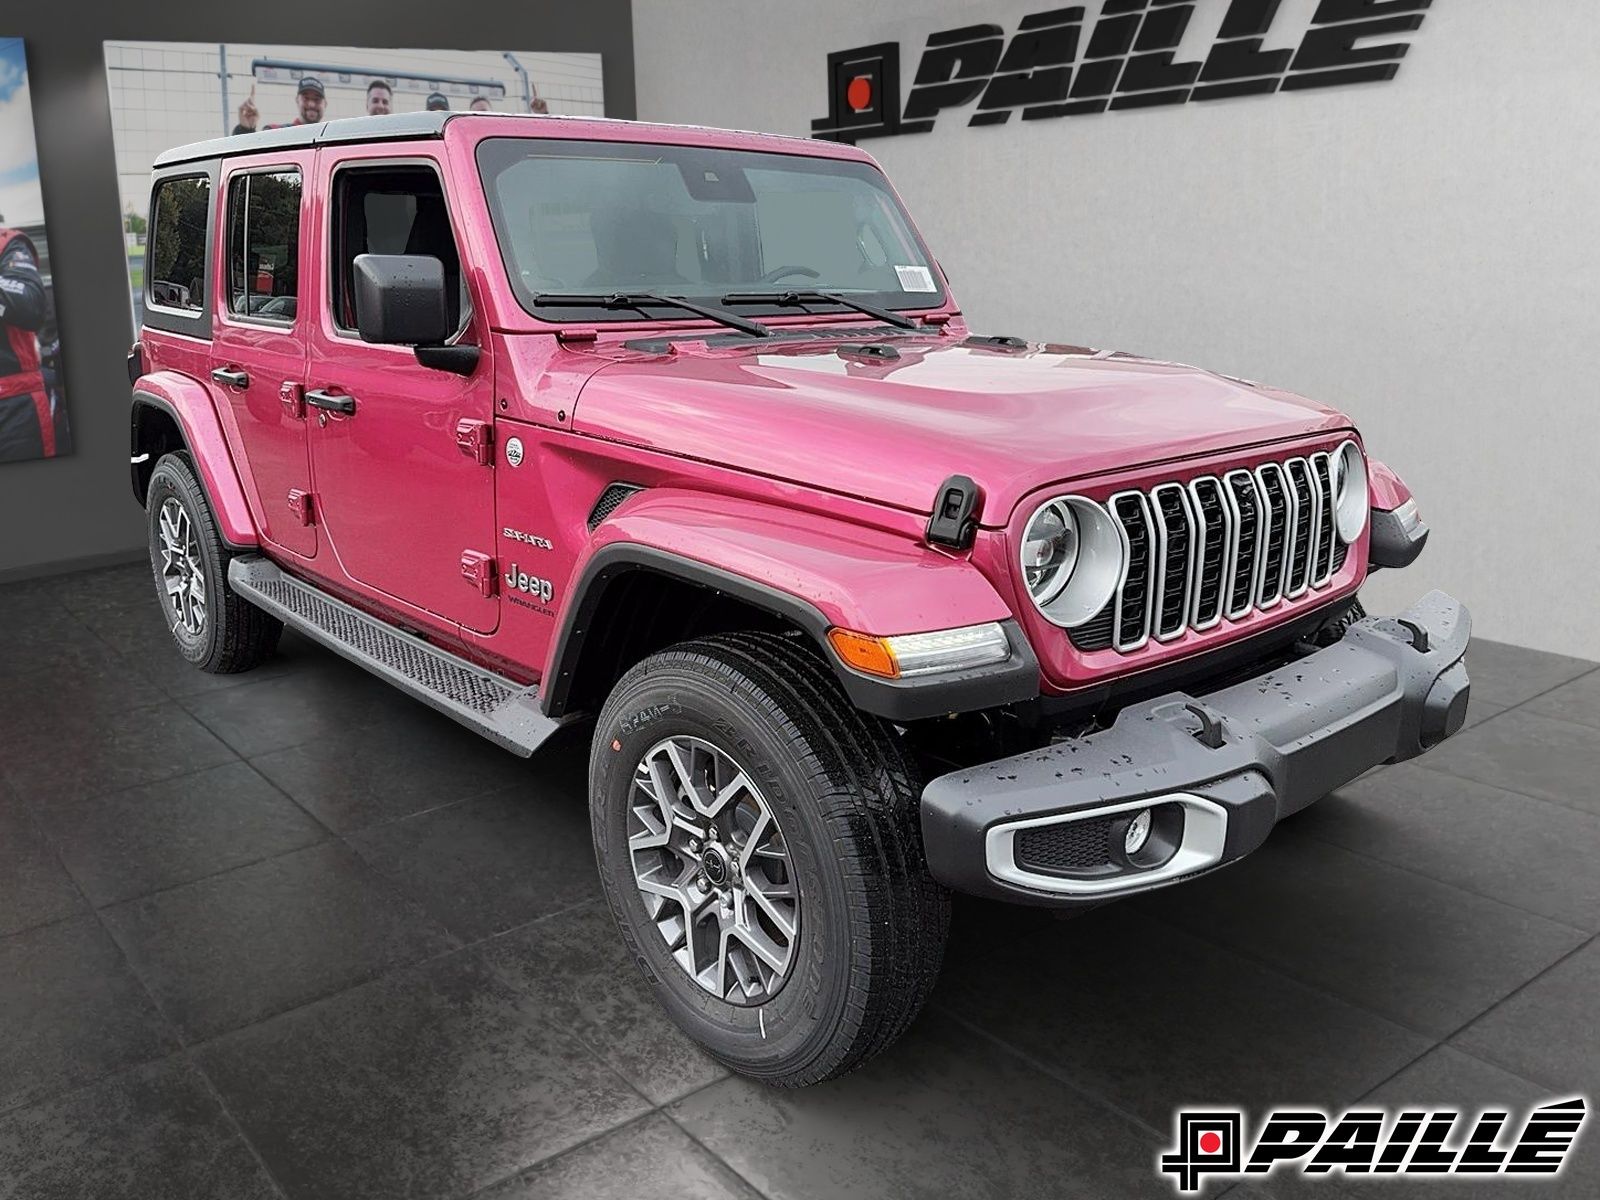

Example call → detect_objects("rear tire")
145 452 281 674
590 631 949 1087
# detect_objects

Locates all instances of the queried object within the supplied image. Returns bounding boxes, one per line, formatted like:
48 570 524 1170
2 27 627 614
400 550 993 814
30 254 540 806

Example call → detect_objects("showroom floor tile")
1 564 1596 1198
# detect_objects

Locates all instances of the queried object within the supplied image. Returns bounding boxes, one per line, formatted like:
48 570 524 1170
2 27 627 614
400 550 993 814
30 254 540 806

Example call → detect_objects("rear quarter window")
148 175 210 313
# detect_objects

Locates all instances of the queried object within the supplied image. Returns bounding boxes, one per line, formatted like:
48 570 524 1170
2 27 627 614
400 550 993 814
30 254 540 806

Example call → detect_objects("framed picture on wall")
0 37 72 464
102 41 606 329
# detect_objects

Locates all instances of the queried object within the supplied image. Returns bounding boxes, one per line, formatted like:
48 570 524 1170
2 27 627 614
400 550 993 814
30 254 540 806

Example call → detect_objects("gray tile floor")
2 562 1597 1199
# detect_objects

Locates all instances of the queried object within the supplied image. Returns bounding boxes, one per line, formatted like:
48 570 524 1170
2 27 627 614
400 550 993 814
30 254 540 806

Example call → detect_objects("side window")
226 169 303 322
148 175 210 312
330 164 467 335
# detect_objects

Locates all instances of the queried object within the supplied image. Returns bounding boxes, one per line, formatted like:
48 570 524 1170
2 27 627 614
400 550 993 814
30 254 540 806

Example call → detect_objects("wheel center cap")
700 844 731 887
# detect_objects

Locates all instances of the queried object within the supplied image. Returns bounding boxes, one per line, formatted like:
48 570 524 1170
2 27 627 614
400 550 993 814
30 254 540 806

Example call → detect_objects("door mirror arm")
414 344 481 376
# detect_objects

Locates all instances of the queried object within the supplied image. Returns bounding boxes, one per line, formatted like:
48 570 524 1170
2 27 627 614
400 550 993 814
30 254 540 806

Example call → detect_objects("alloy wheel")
157 497 207 638
627 735 800 1004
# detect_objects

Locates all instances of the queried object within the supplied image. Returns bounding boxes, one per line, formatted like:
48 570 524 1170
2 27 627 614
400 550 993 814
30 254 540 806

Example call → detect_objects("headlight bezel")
1332 439 1369 543
1018 494 1126 629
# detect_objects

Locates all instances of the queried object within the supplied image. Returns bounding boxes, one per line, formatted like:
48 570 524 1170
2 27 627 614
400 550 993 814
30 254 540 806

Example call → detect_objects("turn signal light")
827 629 900 679
827 622 1010 680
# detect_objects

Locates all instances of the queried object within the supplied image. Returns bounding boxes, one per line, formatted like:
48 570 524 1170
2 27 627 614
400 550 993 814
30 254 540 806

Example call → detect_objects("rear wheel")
145 452 281 673
590 631 949 1087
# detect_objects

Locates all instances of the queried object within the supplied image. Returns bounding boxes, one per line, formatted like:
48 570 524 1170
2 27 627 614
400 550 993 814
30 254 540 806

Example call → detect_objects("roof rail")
153 111 451 168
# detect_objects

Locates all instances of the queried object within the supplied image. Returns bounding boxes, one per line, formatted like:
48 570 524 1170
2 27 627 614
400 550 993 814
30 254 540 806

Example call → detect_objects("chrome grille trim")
1108 490 1155 652
1311 452 1337 587
1185 476 1232 632
1254 462 1290 610
1284 457 1317 597
1150 482 1197 642
1069 449 1351 655
1222 469 1262 620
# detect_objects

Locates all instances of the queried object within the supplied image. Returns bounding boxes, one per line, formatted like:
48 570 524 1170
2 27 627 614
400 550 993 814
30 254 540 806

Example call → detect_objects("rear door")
208 153 316 559
304 147 497 633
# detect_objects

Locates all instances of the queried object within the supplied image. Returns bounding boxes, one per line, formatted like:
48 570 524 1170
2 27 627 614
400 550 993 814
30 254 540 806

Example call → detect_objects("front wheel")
590 632 949 1087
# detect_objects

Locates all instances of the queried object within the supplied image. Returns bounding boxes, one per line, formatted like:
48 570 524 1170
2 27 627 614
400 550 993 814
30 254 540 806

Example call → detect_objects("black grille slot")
1113 494 1152 648
1226 473 1260 616
1191 478 1228 627
1068 603 1116 652
587 483 643 530
1153 485 1192 639
1331 539 1349 574
1256 465 1288 605
1015 816 1116 874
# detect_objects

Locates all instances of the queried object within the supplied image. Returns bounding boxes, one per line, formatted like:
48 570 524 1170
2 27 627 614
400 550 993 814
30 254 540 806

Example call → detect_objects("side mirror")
352 254 451 346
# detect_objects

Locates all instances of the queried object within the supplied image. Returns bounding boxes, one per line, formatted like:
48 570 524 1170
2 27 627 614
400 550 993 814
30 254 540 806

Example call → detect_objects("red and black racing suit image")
0 226 59 463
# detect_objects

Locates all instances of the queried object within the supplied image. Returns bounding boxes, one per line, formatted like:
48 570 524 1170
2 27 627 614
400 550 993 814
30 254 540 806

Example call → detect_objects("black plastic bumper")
921 590 1471 906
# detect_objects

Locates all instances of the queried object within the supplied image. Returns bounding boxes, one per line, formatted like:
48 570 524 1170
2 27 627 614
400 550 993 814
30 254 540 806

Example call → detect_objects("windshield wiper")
720 289 920 331
531 292 774 338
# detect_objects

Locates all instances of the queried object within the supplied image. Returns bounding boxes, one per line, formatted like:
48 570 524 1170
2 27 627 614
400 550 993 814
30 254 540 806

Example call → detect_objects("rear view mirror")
352 254 451 346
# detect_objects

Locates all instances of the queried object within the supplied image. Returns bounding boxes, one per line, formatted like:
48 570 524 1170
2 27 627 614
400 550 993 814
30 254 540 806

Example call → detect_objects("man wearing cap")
279 77 327 126
425 91 450 112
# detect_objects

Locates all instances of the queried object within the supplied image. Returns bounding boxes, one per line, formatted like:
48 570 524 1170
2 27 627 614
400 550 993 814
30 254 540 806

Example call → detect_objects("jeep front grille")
1071 451 1348 654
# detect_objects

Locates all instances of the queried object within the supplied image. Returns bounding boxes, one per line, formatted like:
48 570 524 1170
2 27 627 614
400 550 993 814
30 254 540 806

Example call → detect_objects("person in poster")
0 37 68 463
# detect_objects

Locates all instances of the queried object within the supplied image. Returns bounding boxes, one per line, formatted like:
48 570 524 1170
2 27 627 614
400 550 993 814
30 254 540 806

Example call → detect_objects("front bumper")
921 590 1471 905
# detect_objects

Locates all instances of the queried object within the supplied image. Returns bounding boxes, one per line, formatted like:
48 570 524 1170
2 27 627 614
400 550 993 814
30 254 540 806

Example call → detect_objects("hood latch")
926 475 982 551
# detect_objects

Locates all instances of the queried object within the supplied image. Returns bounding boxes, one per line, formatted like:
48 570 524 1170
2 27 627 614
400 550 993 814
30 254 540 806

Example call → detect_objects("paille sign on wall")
811 0 1430 143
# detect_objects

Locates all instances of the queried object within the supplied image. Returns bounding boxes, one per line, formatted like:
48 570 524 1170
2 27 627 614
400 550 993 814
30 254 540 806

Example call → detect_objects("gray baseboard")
0 545 146 586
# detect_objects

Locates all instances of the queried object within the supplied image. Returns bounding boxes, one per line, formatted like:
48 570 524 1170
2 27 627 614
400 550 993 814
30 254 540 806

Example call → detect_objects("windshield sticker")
895 264 936 292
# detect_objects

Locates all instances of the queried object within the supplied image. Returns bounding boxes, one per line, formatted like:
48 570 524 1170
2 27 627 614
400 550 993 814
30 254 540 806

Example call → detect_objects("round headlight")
1021 500 1077 606
1020 496 1125 628
1333 440 1368 543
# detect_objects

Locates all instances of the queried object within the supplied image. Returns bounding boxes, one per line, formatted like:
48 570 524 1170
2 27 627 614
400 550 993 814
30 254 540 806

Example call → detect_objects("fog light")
1124 808 1152 856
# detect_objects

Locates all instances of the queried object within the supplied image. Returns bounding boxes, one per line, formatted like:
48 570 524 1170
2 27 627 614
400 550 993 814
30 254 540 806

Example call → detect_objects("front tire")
590 632 949 1087
145 452 281 673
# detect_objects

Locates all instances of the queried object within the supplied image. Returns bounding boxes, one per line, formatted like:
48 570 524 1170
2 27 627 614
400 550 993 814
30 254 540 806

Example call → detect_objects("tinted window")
148 175 210 312
330 164 466 334
226 170 302 321
476 138 943 322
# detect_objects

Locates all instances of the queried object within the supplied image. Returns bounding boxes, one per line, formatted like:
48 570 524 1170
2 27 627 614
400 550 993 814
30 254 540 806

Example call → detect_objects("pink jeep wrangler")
129 111 1468 1086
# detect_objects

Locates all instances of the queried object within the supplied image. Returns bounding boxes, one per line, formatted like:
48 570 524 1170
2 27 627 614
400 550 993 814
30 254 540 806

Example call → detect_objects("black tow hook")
1182 703 1227 749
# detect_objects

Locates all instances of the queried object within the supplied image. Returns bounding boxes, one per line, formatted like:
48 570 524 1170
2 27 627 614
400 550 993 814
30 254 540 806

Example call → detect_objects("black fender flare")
541 543 1039 723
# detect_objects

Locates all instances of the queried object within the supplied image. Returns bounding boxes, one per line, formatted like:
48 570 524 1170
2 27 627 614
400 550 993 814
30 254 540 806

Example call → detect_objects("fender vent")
587 483 643 530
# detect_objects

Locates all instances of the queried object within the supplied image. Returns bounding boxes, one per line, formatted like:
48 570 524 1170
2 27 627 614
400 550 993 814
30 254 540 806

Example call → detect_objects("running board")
227 556 565 757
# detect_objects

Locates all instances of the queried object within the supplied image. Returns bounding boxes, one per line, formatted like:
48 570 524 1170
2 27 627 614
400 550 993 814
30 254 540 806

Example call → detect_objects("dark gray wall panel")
0 1 634 580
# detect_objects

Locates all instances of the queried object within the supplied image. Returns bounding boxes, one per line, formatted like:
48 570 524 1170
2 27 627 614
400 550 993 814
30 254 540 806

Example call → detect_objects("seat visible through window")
331 165 467 333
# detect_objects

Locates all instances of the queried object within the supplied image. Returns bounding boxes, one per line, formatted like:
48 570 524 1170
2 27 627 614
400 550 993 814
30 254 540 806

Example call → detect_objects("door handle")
211 366 250 388
305 389 357 415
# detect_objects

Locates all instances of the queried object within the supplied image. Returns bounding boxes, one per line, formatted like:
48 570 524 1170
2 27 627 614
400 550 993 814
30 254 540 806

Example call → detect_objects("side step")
228 556 565 757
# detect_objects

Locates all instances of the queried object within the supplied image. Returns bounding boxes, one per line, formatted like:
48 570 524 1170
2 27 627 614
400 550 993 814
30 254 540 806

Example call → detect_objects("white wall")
634 0 1600 661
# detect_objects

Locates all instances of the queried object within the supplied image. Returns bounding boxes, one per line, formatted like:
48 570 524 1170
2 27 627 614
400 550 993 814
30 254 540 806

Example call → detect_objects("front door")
305 152 497 633
209 155 315 559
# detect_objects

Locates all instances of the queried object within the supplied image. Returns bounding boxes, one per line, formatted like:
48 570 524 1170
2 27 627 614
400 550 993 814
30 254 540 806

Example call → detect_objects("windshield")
476 137 945 323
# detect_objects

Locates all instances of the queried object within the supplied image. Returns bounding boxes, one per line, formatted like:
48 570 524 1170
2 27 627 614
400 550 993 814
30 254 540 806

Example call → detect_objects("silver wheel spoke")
626 735 800 1006
157 499 206 638
744 876 798 941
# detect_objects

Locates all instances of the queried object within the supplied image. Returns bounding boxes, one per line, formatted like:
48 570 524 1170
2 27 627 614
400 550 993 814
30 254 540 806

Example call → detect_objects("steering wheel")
757 265 822 284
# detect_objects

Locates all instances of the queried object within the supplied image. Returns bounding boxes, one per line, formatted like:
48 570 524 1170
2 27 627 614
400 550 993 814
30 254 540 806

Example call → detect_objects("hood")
572 336 1352 525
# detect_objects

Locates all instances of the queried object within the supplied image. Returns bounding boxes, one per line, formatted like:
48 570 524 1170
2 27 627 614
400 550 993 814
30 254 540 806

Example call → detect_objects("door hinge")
279 380 305 419
454 418 493 466
287 489 315 526
460 549 497 597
